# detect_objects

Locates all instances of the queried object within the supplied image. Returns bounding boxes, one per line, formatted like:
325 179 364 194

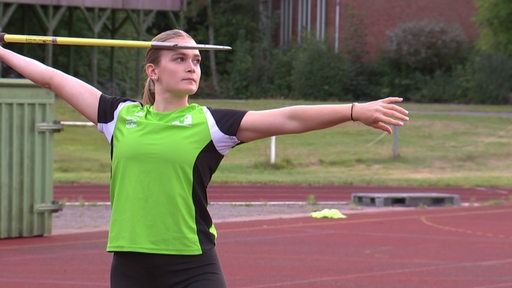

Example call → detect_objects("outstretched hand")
352 97 409 134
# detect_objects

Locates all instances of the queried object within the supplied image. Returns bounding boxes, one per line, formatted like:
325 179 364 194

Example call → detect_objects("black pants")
110 248 226 288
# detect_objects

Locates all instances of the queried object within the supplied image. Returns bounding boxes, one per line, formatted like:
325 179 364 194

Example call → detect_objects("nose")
186 60 196 73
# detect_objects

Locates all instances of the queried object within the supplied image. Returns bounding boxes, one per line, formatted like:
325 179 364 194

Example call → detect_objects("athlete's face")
154 37 201 97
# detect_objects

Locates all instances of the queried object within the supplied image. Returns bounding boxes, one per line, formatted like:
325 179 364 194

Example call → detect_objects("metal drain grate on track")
351 193 460 207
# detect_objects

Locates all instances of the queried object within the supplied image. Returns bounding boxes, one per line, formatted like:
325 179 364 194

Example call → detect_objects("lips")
182 78 196 83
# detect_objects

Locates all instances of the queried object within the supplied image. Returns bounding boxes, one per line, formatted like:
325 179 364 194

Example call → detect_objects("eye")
193 58 201 65
175 56 185 62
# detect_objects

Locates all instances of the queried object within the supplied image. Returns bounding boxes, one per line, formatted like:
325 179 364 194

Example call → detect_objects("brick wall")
276 0 478 57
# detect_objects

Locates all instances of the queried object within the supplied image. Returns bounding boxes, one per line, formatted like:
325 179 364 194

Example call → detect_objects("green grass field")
53 98 512 187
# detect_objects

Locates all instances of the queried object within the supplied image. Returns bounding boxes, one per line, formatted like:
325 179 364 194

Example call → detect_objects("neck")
152 96 189 112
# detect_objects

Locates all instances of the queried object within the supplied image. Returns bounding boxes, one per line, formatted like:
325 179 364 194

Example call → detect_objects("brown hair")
141 29 194 105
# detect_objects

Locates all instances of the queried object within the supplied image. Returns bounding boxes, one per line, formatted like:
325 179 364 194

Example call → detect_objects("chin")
181 88 198 96
189 86 199 95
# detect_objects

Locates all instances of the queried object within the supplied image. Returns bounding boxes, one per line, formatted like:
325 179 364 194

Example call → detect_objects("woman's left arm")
237 97 409 143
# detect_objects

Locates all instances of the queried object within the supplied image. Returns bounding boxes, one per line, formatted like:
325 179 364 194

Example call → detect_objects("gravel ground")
51 202 360 234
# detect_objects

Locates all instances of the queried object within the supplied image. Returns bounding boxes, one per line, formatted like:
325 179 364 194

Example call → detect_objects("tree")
206 0 220 93
474 0 512 56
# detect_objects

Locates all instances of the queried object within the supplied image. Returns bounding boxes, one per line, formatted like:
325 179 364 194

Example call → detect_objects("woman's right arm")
0 46 101 124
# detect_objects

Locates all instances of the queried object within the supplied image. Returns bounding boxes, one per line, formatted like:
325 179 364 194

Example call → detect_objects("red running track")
54 183 512 203
0 204 511 287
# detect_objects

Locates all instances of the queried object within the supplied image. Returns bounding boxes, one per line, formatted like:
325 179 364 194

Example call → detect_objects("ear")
146 63 157 78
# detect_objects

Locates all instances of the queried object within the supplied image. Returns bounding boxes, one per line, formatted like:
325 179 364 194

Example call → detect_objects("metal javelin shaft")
0 33 232 51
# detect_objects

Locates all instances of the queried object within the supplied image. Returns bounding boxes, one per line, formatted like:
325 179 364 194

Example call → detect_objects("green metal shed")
0 78 62 239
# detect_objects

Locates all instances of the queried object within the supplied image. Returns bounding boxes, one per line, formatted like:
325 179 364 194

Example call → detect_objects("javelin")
0 33 232 51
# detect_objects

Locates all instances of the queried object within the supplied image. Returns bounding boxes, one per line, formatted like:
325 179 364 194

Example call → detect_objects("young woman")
0 29 408 288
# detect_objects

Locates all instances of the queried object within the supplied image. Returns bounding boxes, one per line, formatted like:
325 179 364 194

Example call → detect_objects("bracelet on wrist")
350 103 357 121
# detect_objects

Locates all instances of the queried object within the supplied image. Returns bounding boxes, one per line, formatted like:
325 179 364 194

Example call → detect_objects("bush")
291 38 349 101
223 30 254 99
457 52 512 104
267 48 294 98
409 70 465 103
369 54 424 99
387 20 470 74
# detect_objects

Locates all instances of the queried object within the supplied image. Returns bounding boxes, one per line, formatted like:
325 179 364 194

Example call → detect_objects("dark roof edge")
1 0 186 11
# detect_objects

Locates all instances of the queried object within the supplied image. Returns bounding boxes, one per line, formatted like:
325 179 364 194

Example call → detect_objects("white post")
334 0 340 52
270 136 276 165
393 126 399 158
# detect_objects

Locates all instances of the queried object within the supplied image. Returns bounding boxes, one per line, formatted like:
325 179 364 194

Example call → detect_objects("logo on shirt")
125 116 138 128
172 114 193 127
